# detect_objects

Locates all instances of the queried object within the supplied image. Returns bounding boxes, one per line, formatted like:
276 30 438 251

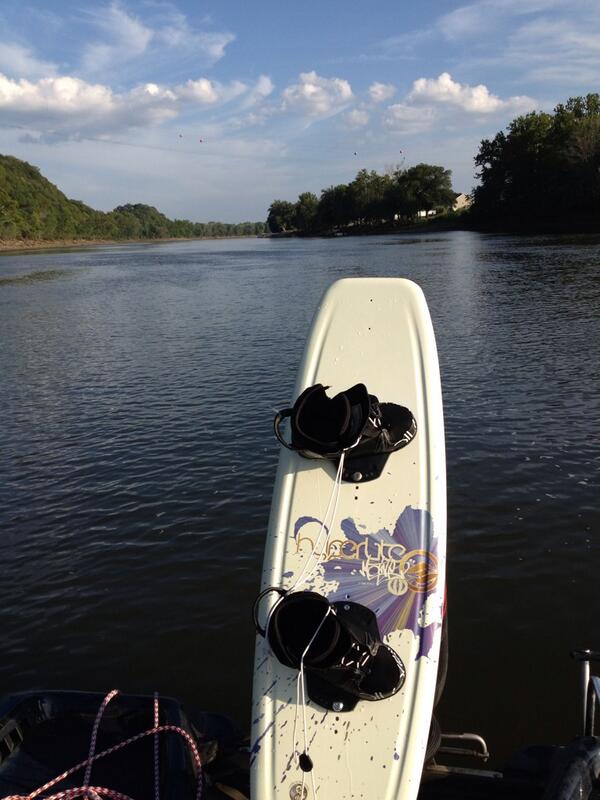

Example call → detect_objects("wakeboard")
251 278 446 800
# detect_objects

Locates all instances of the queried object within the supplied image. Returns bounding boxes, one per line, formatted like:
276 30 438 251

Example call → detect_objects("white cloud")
437 0 565 40
186 32 234 62
0 75 113 116
0 42 57 80
227 76 276 124
380 71 535 136
436 4 486 39
244 75 275 107
344 109 369 128
174 78 219 104
282 71 353 117
379 0 600 89
505 14 600 84
175 77 247 105
230 104 277 130
80 1 234 74
0 74 177 133
383 103 437 133
408 72 534 113
0 72 264 137
82 2 153 72
368 82 396 103
154 13 234 63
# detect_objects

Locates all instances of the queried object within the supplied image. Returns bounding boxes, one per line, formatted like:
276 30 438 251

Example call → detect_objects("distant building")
417 209 437 217
453 193 472 211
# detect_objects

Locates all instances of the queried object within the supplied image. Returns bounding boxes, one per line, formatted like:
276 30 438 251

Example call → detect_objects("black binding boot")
274 383 416 482
253 590 406 712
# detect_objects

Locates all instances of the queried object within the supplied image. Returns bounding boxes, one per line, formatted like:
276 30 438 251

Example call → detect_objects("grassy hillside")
0 155 266 241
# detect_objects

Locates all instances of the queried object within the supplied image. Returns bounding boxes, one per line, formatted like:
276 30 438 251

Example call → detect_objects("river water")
1 232 599 767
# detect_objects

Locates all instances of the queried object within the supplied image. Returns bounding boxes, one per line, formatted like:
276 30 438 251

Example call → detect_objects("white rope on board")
261 451 347 643
288 450 346 593
261 449 350 797
287 451 347 798
292 605 332 800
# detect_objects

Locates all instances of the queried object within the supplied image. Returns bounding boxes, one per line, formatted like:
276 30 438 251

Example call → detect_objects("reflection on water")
0 268 70 286
0 232 599 766
380 236 454 246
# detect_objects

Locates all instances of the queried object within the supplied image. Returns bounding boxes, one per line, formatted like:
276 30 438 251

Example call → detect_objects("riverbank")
268 214 470 239
0 235 259 253
271 212 600 239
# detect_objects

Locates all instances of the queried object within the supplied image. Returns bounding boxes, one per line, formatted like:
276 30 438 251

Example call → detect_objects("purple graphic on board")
293 507 441 658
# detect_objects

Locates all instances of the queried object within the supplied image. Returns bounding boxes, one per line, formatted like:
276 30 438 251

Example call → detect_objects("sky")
0 0 599 221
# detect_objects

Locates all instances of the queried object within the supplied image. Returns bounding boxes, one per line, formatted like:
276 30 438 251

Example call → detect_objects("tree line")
268 93 600 235
267 164 456 234
5 92 596 243
0 155 266 241
470 93 600 228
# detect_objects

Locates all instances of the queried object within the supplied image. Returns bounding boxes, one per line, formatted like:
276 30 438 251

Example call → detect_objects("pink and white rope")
1 690 203 800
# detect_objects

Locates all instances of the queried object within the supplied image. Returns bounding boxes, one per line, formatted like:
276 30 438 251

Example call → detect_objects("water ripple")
0 233 598 759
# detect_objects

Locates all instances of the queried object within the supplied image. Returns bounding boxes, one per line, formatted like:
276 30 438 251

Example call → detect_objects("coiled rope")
1 690 203 800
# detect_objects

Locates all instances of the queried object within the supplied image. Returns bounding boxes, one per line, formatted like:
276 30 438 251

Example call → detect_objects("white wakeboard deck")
251 278 446 800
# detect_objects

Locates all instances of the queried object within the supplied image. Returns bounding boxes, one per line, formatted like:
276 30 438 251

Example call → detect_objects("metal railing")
438 732 490 760
571 649 600 736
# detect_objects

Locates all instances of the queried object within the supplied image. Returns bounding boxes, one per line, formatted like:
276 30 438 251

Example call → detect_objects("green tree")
382 171 416 220
401 164 454 215
472 94 600 226
348 169 391 224
294 192 319 233
0 154 266 242
317 184 353 229
267 200 296 232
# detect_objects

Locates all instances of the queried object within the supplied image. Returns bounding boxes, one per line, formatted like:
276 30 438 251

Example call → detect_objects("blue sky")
0 0 598 221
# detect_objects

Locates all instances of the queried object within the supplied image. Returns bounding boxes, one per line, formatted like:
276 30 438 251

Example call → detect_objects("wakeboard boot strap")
254 590 406 712
273 383 417 482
